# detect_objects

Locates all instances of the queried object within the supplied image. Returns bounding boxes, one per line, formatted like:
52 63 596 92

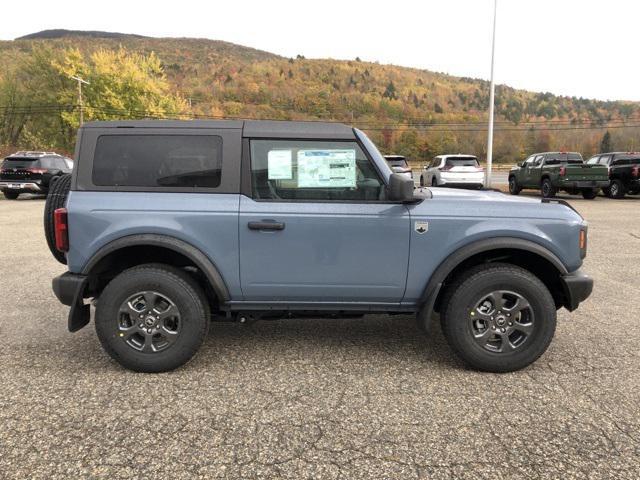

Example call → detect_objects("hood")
412 187 583 222
429 187 542 203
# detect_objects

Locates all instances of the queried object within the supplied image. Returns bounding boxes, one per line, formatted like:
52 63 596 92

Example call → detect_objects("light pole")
485 0 498 188
70 75 90 125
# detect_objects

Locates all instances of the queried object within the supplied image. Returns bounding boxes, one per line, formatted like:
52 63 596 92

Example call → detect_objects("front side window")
92 135 222 188
250 140 385 201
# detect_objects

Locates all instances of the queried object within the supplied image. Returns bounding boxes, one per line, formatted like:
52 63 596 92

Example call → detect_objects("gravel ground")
0 192 639 479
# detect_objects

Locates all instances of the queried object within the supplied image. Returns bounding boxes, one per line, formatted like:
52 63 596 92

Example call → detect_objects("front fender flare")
417 237 568 327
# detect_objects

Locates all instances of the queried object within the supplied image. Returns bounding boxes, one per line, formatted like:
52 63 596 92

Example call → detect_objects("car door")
239 138 411 304
528 155 544 186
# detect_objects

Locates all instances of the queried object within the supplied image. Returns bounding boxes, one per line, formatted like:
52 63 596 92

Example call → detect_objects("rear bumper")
560 269 593 311
438 181 483 188
560 180 609 189
52 272 86 306
0 181 43 192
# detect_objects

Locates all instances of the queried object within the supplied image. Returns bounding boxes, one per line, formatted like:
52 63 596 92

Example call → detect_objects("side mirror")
388 173 415 202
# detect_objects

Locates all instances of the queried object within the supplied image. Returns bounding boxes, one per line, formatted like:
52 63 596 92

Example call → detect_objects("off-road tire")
541 178 556 198
508 176 521 195
44 173 71 264
95 264 209 373
581 188 598 199
3 191 19 200
439 263 556 372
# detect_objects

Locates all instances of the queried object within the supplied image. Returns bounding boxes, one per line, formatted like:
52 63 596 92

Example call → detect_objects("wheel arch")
418 237 569 321
81 234 230 305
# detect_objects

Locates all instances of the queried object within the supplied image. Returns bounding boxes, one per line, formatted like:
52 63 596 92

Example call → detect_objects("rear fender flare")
81 234 230 302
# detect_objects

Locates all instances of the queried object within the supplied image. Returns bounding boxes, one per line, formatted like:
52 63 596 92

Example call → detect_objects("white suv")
420 155 484 188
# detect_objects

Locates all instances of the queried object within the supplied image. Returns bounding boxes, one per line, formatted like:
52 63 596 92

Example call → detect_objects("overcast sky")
2 0 638 101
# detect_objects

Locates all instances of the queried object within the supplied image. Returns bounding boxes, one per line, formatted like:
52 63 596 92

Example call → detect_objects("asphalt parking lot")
0 193 639 479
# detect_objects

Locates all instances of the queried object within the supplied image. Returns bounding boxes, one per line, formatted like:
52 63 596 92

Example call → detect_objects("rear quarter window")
92 135 223 188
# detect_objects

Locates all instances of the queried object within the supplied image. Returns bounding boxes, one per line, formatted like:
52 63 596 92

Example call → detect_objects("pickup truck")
47 120 593 373
508 152 609 199
586 152 640 199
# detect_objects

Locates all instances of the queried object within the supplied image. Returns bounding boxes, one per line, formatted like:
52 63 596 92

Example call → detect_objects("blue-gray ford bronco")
48 120 593 373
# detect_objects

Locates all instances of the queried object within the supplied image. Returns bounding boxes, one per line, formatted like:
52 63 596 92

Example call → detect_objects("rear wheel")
508 176 521 195
440 263 556 372
95 264 209 373
43 174 71 264
581 188 598 199
609 179 626 199
541 178 556 198
3 191 19 200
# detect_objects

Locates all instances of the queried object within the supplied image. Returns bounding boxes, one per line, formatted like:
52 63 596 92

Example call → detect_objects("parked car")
508 152 609 199
420 155 484 189
48 120 592 373
384 155 413 179
586 152 640 198
0 151 73 199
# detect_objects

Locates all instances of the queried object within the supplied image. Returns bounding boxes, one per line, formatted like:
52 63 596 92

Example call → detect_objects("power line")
2 103 640 133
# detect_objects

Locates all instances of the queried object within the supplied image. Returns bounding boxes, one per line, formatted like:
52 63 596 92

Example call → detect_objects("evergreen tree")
382 81 397 100
600 131 612 152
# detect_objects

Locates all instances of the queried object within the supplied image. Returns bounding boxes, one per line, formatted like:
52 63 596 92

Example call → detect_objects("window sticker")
267 149 293 180
297 149 356 188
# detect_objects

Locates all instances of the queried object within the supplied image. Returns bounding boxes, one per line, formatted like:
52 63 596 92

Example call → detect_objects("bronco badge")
415 221 428 234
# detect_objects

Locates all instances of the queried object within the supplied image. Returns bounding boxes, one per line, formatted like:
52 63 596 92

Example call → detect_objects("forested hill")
1 31 638 161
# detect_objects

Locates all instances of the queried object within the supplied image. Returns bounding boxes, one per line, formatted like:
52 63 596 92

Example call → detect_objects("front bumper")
52 272 91 332
560 180 609 189
560 269 593 311
0 181 43 192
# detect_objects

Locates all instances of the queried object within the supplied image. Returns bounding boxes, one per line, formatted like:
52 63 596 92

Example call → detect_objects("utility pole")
485 0 498 188
70 75 90 125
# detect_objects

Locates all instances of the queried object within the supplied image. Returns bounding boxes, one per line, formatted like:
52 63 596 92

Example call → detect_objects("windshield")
387 159 409 168
586 157 599 165
445 157 479 167
1 158 38 169
354 129 392 181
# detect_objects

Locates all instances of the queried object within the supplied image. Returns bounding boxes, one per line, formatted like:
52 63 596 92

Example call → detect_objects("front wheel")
440 263 556 372
508 176 521 195
95 264 209 373
3 190 19 200
541 178 556 198
581 188 598 199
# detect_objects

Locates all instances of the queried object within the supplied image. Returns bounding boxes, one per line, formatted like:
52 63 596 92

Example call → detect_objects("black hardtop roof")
81 119 355 139
535 151 582 156
598 151 640 157
5 150 67 159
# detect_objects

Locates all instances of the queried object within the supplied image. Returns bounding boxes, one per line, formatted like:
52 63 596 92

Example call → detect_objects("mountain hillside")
1 31 638 161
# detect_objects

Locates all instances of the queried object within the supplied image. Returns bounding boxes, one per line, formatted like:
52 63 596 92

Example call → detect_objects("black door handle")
248 221 285 231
